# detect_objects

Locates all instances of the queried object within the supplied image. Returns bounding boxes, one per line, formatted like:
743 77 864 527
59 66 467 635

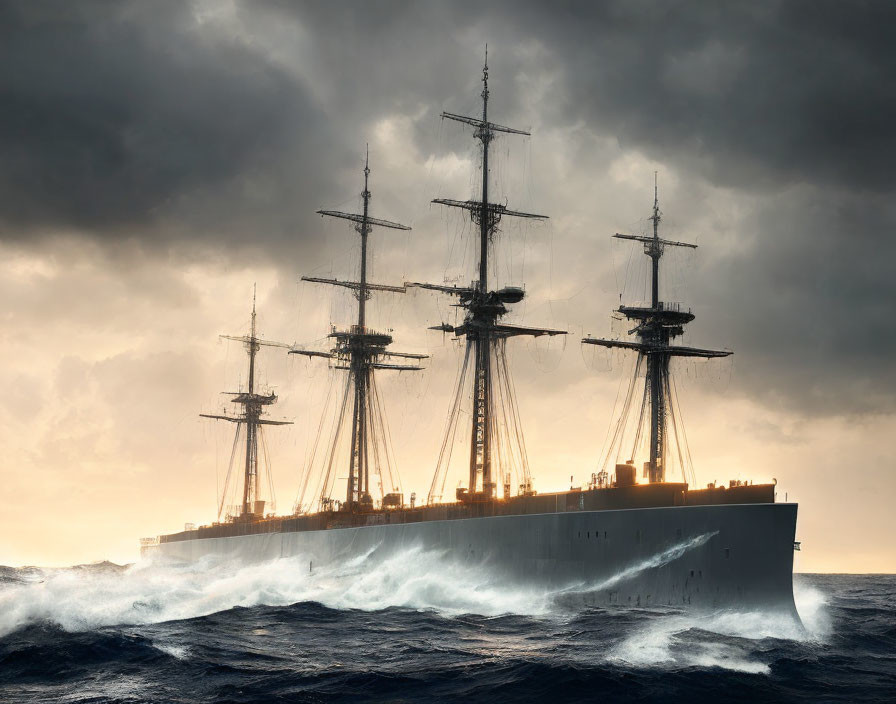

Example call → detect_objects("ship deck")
153 482 776 545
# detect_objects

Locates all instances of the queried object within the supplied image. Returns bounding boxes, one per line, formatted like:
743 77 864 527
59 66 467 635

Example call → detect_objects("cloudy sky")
1 0 894 571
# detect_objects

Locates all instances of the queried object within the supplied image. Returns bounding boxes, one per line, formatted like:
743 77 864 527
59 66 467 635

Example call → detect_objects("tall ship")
142 55 799 615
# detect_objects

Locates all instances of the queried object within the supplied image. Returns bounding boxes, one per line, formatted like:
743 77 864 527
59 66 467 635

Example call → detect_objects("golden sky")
1 3 895 573
1 225 893 573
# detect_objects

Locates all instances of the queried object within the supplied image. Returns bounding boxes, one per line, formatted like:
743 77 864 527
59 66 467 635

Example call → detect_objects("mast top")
251 283 257 335
361 145 371 233
482 45 489 105
313 150 410 233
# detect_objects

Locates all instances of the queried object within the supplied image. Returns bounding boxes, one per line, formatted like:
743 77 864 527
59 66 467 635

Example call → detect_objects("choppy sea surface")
0 552 893 703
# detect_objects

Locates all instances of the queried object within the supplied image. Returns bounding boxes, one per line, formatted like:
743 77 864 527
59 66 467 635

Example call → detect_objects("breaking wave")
608 581 828 674
0 536 819 680
0 547 556 638
9 553 891 704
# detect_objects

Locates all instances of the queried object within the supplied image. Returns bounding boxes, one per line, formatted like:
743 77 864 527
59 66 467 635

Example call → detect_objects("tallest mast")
471 48 494 499
409 48 565 503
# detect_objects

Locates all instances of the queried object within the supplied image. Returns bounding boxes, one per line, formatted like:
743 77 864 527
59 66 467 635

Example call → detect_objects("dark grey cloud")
262 0 896 192
498 0 896 193
5 1 894 229
0 0 339 250
693 185 896 414
1 0 894 417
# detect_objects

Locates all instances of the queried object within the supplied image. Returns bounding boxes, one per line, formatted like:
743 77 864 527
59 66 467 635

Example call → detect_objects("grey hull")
149 502 798 613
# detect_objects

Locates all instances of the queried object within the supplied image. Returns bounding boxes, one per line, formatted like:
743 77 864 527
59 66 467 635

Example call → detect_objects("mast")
291 151 426 512
359 146 371 328
479 48 490 295
583 176 731 483
473 54 492 496
408 48 566 503
201 289 293 520
243 291 258 514
646 174 663 483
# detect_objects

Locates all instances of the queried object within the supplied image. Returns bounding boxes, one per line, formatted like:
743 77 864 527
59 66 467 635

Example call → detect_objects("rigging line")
671 372 697 487
383 384 401 497
373 378 392 498
294 368 336 513
437 338 473 502
373 369 402 497
613 356 640 466
500 338 531 487
367 372 385 499
429 338 472 504
219 422 242 521
259 424 276 513
227 421 245 520
601 352 643 473
630 359 651 464
497 377 514 493
500 342 525 491
497 344 516 488
313 370 353 511
509 362 530 486
664 366 687 485
496 343 511 484
323 373 354 508
593 347 629 471
492 363 505 488
365 374 384 500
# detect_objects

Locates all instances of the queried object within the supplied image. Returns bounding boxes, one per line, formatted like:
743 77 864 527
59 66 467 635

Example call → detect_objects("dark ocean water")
0 555 893 703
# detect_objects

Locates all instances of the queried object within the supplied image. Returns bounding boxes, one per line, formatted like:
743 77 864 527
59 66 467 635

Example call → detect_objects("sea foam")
0 542 821 678
0 547 552 637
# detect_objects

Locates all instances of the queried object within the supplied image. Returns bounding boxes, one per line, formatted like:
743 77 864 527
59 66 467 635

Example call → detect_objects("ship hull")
146 502 798 614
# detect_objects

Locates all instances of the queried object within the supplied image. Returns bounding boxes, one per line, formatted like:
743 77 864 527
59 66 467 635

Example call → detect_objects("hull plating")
148 503 798 613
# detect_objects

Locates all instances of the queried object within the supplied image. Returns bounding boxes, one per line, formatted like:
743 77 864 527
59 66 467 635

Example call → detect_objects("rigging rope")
600 353 644 473
630 362 650 465
308 371 353 512
429 339 472 504
670 373 697 487
218 422 242 521
259 424 276 513
293 370 336 514
497 338 532 490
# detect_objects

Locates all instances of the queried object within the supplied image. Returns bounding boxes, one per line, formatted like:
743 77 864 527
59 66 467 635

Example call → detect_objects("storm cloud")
1 0 896 567
0 1 340 248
